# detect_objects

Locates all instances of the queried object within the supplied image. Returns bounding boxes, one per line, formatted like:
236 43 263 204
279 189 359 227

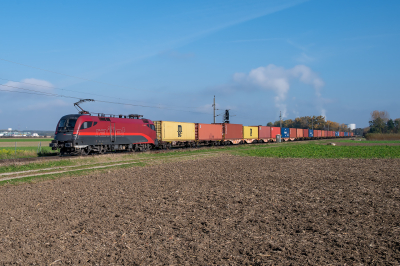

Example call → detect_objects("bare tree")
371 110 390 122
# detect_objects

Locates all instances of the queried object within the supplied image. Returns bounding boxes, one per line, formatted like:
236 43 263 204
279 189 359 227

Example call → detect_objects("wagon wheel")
80 148 89 156
142 145 148 152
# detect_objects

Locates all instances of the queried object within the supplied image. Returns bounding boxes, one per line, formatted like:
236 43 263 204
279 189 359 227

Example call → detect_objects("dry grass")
365 133 400 140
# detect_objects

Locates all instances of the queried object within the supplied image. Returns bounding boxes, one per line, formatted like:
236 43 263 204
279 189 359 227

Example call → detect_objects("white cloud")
233 64 325 118
0 78 70 111
1 78 55 96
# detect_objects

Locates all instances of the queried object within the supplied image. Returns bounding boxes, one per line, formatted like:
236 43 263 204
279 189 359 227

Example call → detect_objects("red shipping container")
270 127 280 139
315 130 321 137
289 128 296 138
303 129 309 137
258 126 271 139
296 128 303 138
195 123 223 141
322 131 325 137
218 123 243 140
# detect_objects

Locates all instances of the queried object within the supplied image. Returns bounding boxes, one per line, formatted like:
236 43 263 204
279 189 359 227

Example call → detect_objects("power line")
0 77 200 110
0 57 183 96
0 84 212 115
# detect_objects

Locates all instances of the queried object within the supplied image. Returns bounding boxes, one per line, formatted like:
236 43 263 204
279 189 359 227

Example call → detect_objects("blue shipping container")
335 131 339 137
308 129 314 138
281 127 290 138
344 132 348 136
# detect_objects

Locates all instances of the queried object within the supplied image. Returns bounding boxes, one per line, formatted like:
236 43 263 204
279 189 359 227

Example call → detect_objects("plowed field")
0 155 399 265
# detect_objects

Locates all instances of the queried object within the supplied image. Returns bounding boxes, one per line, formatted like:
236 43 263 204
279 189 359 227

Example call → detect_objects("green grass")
233 144 400 159
0 161 146 186
333 139 400 144
0 138 51 142
0 160 75 174
0 146 57 159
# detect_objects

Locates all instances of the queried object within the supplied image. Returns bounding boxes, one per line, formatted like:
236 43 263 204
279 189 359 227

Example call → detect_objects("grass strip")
0 138 51 142
233 144 400 159
0 161 146 186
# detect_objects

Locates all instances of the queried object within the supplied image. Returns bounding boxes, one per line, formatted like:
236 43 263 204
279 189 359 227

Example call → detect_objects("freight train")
50 112 353 156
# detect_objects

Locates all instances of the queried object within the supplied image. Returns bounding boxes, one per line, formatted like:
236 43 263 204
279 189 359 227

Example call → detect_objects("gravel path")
0 155 399 265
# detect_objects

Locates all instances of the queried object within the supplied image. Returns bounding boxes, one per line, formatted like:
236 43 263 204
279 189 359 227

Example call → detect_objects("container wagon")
296 128 303 140
281 127 290 140
289 128 296 141
270 127 280 141
195 123 223 145
154 121 195 148
243 126 258 143
217 123 243 144
258 126 271 142
303 129 309 138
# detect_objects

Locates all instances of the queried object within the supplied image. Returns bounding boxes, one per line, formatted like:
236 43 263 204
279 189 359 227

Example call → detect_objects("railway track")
0 152 217 182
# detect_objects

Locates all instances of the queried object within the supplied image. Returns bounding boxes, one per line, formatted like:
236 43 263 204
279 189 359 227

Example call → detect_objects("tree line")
368 110 400 133
266 116 349 131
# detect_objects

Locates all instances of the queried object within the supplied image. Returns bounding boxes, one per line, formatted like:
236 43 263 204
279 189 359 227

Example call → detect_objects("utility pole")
212 95 216 124
279 111 282 129
312 116 314 130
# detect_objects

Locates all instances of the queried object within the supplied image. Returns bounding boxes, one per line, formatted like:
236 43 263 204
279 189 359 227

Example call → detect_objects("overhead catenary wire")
0 84 212 115
0 77 201 110
0 57 184 97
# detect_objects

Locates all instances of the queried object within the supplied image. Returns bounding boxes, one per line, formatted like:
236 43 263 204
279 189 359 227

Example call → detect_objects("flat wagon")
258 126 271 142
243 126 258 143
270 127 280 141
195 123 223 145
217 123 243 144
154 121 195 148
296 128 303 140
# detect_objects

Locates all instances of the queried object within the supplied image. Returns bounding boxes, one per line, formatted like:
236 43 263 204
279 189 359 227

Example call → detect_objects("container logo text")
177 125 182 137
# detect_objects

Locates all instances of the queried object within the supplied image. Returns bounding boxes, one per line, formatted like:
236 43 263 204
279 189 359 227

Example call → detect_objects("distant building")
346 124 356 130
32 133 39 137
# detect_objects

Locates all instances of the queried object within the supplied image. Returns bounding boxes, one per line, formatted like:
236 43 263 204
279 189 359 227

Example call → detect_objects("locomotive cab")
49 114 82 153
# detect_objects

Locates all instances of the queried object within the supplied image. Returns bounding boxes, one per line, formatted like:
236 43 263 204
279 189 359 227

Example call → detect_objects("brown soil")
0 155 399 265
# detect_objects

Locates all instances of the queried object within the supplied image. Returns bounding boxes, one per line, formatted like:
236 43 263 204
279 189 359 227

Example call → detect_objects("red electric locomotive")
50 100 157 155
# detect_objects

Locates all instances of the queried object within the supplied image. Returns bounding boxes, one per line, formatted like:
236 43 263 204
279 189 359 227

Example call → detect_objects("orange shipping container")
296 128 303 138
290 128 297 138
195 123 223 141
258 126 271 139
216 123 243 140
270 127 280 139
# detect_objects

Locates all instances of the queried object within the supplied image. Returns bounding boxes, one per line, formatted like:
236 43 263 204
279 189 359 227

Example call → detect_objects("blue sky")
0 0 399 130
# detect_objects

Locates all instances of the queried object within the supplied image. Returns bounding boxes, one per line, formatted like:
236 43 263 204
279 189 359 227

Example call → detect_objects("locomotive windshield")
58 118 77 132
